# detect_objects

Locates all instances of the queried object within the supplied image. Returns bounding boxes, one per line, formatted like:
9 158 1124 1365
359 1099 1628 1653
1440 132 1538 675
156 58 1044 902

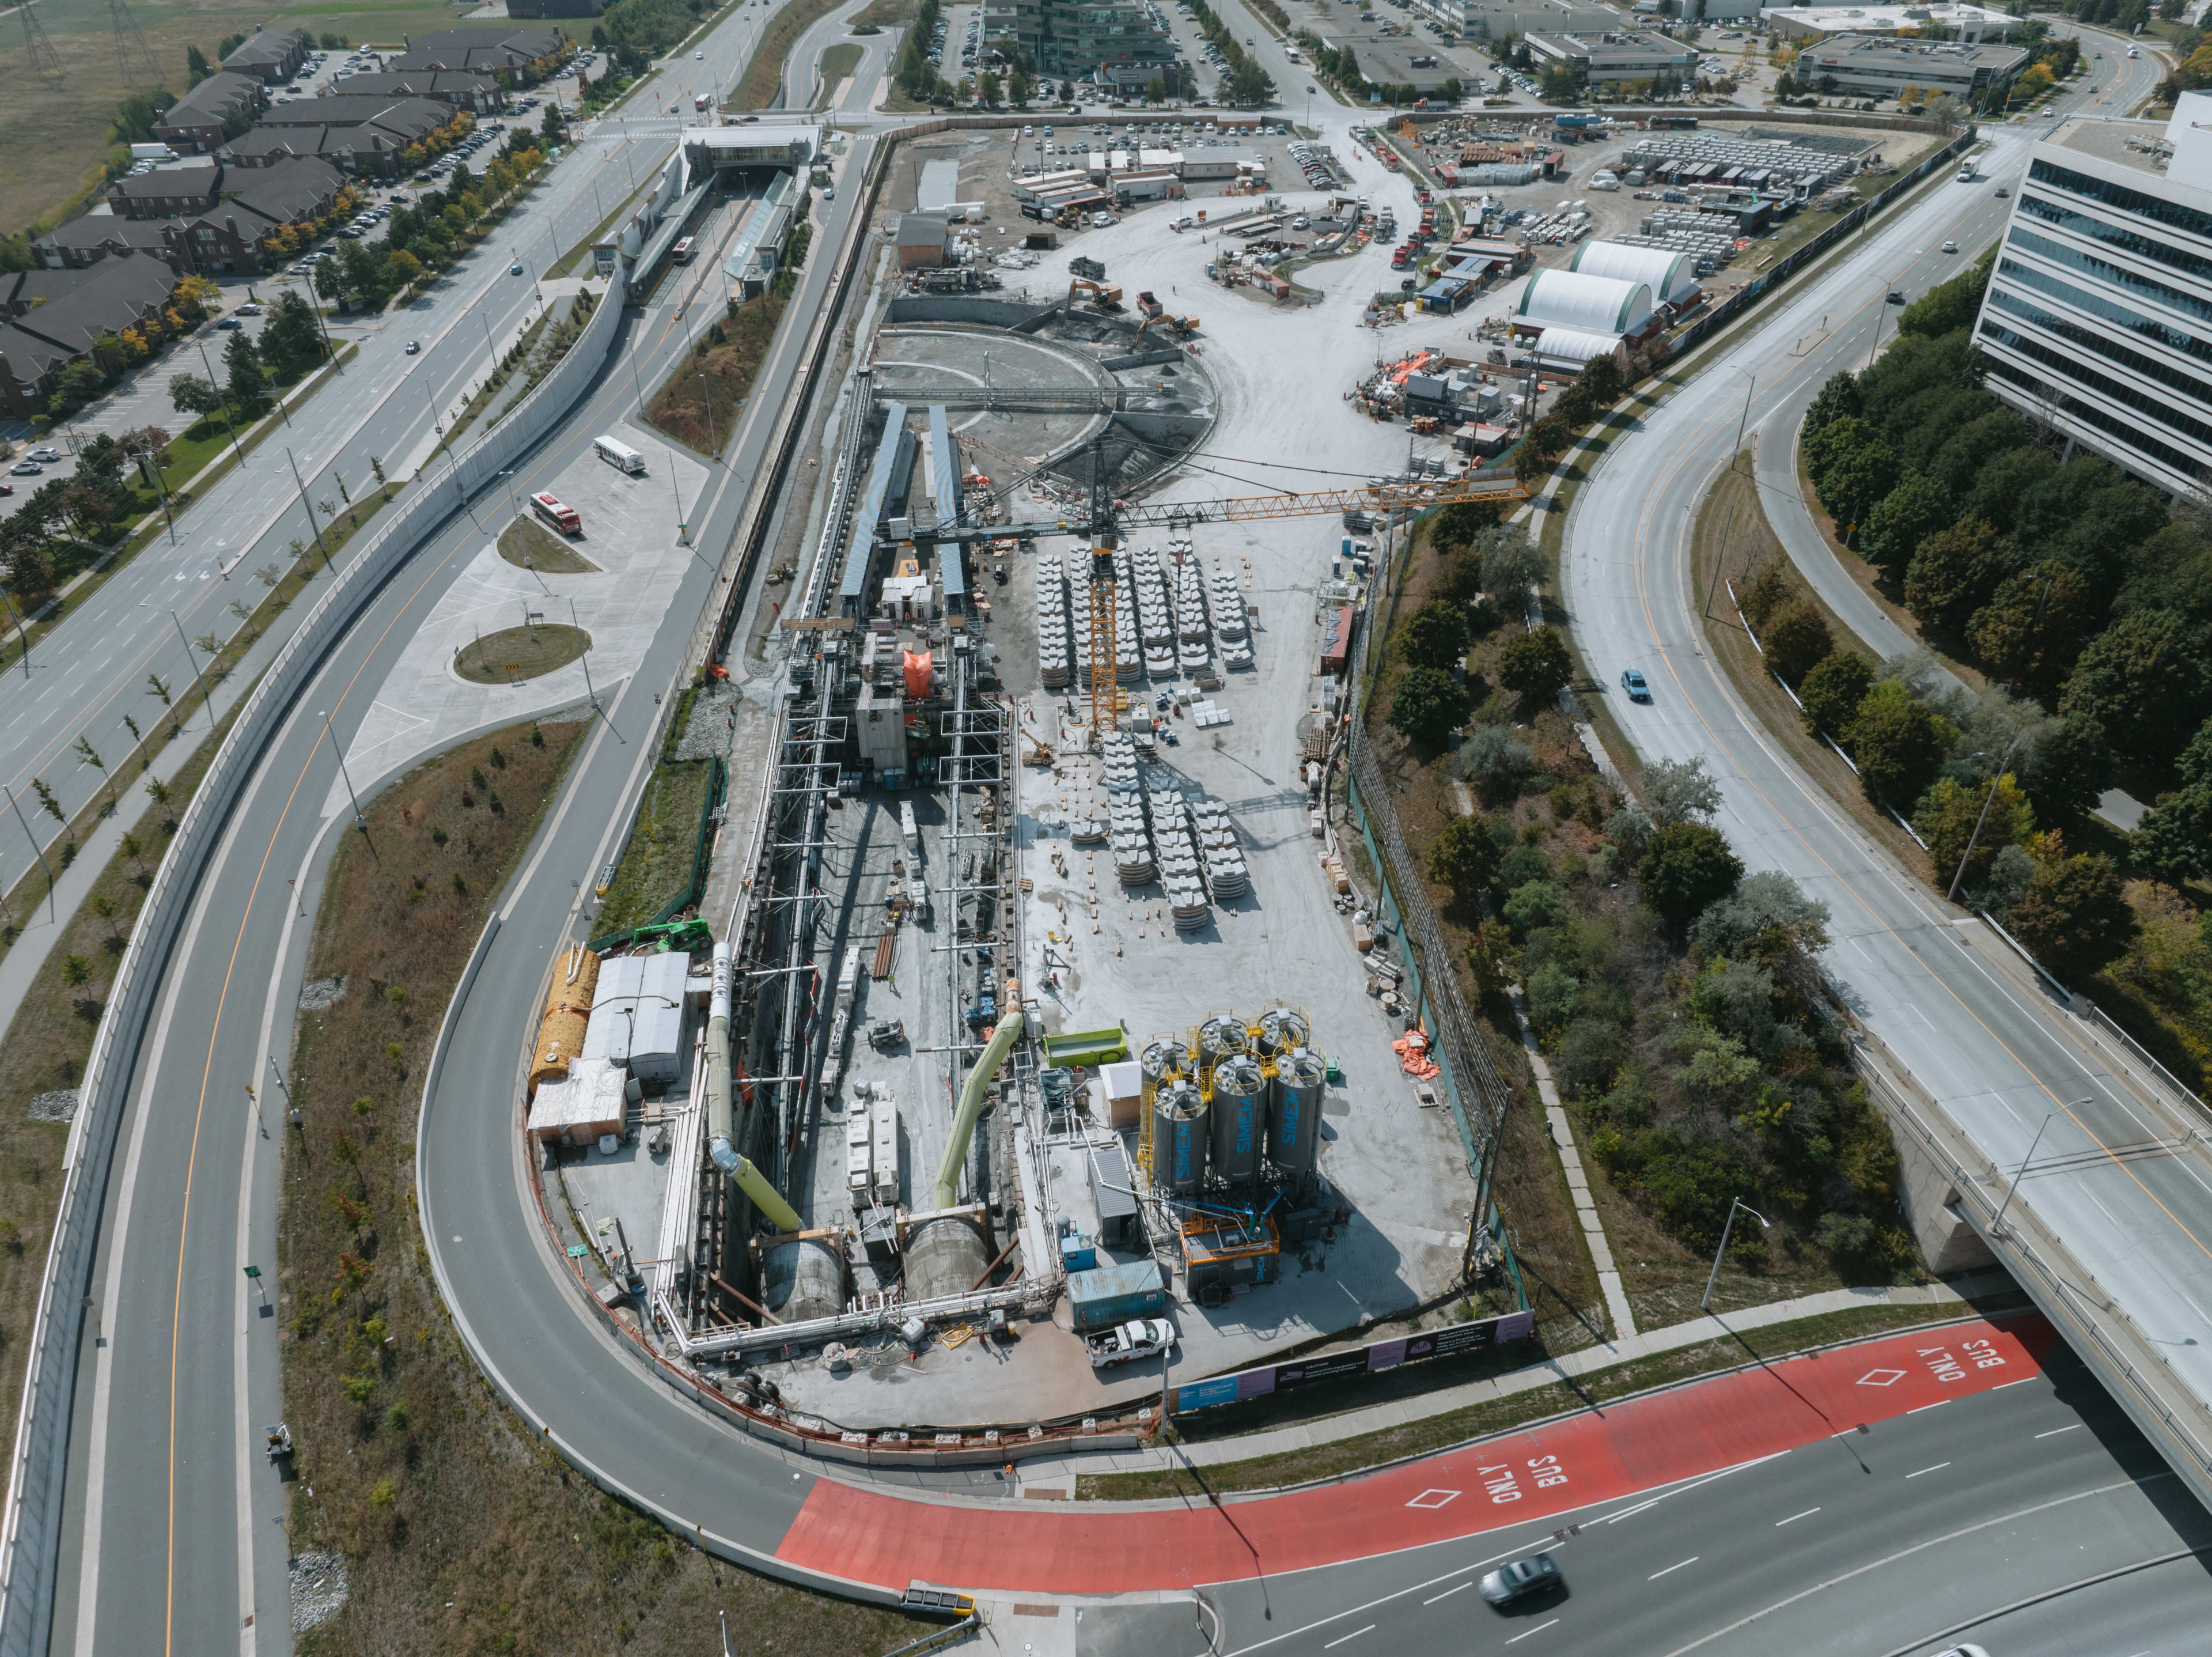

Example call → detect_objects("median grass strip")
278 720 925 1656
737 0 851 108
498 514 601 574
453 623 592 685
0 690 251 1460
1076 1301 1984 1502
594 758 717 933
816 41 864 98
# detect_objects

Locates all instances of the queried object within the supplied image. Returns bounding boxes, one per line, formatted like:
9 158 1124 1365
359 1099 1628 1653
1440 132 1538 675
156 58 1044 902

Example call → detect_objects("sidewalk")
1024 1277 2002 1482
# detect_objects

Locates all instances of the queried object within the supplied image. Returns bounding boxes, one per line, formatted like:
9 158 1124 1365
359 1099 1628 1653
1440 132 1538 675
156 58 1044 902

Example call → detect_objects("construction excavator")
1136 311 1200 337
1068 276 1124 312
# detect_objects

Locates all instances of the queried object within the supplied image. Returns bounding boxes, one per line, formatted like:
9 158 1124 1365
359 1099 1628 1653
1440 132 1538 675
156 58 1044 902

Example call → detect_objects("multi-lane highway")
35 9 2212 1655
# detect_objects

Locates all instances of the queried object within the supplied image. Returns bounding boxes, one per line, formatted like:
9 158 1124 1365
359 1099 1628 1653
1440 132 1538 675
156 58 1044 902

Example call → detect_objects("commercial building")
1764 3 2017 43
1790 33 2027 101
0 256 180 419
896 211 955 269
221 27 310 82
1971 96 2212 499
1410 0 1617 39
153 72 267 153
989 0 1176 88
1521 29 1696 88
1514 267 1657 336
1567 239 1700 305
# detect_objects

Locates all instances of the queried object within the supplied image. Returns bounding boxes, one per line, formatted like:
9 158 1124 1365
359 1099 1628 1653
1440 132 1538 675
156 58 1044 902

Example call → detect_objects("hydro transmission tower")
17 0 65 84
109 0 159 84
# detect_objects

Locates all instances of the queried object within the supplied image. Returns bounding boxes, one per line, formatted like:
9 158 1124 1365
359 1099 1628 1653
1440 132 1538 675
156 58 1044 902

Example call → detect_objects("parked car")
1621 667 1651 702
27 446 62 462
1479 1554 1562 1607
9 462 41 476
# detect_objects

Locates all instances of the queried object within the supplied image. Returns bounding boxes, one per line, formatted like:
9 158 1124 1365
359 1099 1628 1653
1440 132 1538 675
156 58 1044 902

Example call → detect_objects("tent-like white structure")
1515 268 1656 336
1530 327 1628 372
1568 240 1700 306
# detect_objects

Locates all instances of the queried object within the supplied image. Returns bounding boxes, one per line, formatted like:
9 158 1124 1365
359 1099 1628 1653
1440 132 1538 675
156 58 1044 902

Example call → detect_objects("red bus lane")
774 1317 2054 1594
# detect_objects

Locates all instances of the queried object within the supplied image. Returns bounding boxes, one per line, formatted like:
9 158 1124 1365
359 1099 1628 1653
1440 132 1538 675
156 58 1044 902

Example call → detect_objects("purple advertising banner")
1174 1307 1534 1412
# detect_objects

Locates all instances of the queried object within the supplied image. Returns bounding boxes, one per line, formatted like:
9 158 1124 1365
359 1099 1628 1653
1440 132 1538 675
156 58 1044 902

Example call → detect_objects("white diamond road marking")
1405 1489 1460 1510
1857 1368 1907 1387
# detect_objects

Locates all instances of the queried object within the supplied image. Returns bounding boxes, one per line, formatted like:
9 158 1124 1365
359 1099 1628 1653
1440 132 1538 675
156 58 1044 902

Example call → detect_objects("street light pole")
696 370 719 459
317 708 368 833
1993 1110 2069 1233
195 338 248 470
1700 1197 1770 1312
0 586 30 678
2 782 59 922
286 447 335 574
1946 733 2025 902
171 611 215 725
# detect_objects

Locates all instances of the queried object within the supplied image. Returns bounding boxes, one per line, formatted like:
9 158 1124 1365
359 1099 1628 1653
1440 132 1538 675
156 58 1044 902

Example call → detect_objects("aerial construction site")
514 119 1566 1445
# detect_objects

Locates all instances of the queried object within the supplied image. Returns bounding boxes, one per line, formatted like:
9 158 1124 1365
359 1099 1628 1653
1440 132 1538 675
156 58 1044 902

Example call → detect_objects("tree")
384 248 423 292
1144 74 1166 104
1427 812 1500 907
1762 599 1834 686
1861 470 1952 582
257 292 325 379
1639 821 1743 927
1429 500 1502 552
1914 773 2033 894
1387 665 1471 747
1853 679 1947 805
166 373 223 422
1968 561 2090 698
2006 854 2138 983
1805 372 1860 434
1897 263 1988 339
1392 600 1467 672
1805 416 1899 524
1688 869 1830 965
2059 611 2212 763
222 330 266 410
979 68 1002 105
1499 626 1573 712
186 43 213 85
1459 724 1534 804
1903 514 2004 638
2013 712 2111 823
1479 528 1545 611
1799 650 1874 744
1645 756 1721 827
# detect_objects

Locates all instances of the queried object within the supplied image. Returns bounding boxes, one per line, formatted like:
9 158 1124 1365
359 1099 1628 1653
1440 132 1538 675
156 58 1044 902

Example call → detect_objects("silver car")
1479 1554 1562 1606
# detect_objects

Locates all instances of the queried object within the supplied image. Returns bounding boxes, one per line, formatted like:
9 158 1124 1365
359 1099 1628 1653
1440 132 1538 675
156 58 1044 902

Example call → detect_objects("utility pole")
0 586 32 678
317 709 368 833
195 338 248 470
171 611 215 724
1 783 58 922
131 434 179 544
286 448 335 574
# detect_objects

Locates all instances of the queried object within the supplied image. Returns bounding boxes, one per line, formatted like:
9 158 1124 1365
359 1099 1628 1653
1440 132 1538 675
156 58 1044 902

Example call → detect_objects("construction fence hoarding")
1173 1308 1537 1412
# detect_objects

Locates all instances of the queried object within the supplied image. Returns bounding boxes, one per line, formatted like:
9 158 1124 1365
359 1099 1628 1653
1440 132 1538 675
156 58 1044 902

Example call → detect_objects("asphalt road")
47 99 876 1651
1195 1341 2212 1657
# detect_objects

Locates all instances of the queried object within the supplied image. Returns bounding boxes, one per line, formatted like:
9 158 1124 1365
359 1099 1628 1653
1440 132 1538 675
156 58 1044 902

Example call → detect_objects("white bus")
531 491 581 535
672 236 696 264
594 434 646 475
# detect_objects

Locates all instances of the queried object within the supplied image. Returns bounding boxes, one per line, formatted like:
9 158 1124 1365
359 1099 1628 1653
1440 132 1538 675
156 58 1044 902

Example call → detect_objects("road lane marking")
1423 1582 1472 1605
1650 1557 1699 1579
1905 1463 1950 1478
1506 1619 1559 1643
1322 1626 1374 1648
2035 1424 2081 1439
1775 1508 1820 1526
1907 1399 1950 1413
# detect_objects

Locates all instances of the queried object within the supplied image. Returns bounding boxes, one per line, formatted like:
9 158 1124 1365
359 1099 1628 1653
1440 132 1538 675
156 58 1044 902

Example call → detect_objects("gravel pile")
297 976 347 1012
27 1091 78 1123
672 683 741 762
290 1552 350 1632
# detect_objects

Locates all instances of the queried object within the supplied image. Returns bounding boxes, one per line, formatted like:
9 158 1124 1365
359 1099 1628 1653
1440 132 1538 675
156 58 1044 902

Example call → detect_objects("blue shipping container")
1067 1259 1166 1330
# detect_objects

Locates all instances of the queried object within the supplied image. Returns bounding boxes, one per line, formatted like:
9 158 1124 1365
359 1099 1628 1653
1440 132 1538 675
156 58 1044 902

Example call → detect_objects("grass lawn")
596 759 715 933
1077 1302 1991 1500
497 514 601 575
278 722 931 1655
816 41 864 97
454 623 591 684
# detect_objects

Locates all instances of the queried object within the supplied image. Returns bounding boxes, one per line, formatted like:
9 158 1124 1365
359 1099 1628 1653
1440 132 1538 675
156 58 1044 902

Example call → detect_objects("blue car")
1621 667 1652 702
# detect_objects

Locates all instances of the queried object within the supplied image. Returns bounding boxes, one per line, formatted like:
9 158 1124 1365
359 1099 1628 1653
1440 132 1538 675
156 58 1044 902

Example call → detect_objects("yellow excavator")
1069 276 1124 311
1137 311 1200 336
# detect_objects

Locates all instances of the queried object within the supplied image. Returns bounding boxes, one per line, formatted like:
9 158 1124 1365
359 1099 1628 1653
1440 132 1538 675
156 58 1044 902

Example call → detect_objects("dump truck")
1085 1317 1176 1370
1136 290 1165 319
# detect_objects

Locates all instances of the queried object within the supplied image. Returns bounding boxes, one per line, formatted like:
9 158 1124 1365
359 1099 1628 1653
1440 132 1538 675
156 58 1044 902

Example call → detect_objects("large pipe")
707 941 802 1234
931 1008 1024 1210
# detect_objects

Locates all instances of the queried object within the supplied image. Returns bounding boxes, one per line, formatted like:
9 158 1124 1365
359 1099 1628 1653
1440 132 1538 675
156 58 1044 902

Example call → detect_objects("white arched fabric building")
1567 240 1700 307
1530 327 1628 374
1514 269 1656 338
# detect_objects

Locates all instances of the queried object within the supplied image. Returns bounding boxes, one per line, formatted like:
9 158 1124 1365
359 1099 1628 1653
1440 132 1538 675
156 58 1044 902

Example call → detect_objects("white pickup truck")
1085 1318 1176 1370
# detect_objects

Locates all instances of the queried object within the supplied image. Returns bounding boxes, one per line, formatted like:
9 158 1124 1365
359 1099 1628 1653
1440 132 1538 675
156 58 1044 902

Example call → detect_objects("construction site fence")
0 268 627 1657
585 755 728 951
1173 1306 1537 1412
